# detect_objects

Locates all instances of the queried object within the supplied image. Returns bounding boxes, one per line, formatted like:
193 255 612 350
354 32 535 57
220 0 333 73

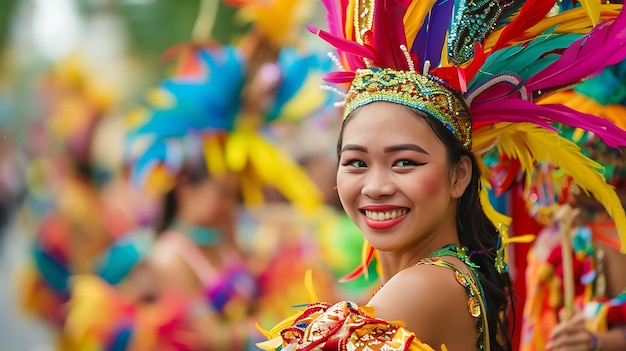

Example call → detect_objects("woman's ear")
451 155 472 199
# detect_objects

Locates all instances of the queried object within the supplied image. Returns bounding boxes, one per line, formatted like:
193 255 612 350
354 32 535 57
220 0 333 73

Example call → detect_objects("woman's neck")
377 233 460 283
169 218 227 247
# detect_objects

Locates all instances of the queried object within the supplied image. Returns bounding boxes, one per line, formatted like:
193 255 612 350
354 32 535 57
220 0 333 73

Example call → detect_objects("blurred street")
0 221 53 351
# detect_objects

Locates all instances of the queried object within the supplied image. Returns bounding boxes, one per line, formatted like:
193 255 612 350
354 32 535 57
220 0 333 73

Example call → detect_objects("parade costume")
16 56 152 351
258 0 626 350
518 59 626 350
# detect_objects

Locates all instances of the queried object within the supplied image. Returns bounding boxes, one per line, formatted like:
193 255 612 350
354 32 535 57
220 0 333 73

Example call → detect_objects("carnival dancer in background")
257 0 626 350
61 0 343 350
15 55 153 350
519 59 626 351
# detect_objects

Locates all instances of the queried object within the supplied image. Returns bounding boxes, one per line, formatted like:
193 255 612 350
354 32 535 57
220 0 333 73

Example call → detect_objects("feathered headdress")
537 59 626 187
308 0 626 279
125 0 333 211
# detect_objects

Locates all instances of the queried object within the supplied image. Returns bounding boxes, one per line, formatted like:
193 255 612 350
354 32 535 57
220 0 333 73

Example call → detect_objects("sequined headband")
343 68 472 149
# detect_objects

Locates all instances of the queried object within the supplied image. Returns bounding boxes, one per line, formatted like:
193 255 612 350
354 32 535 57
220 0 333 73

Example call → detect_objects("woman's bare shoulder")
368 261 478 348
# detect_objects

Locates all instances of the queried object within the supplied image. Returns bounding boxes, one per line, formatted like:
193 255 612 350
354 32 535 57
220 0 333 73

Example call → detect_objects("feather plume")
339 242 375 282
411 0 454 68
321 0 355 69
403 0 438 46
472 98 626 148
526 10 626 93
471 33 581 90
321 0 345 38
307 24 377 65
483 7 622 52
477 123 626 250
372 0 413 69
579 0 602 26
491 0 557 52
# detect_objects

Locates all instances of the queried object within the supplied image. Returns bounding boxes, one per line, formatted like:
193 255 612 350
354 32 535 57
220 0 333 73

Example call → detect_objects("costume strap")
419 244 489 351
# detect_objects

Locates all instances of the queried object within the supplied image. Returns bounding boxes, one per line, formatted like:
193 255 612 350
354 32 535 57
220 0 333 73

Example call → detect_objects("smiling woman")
337 102 487 350
334 96 503 350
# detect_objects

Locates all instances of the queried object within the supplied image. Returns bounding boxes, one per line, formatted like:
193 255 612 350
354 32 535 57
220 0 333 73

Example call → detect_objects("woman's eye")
393 159 421 167
342 159 367 167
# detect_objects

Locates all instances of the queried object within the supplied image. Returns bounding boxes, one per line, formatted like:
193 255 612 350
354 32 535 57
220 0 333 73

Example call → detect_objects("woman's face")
181 172 240 229
337 102 460 253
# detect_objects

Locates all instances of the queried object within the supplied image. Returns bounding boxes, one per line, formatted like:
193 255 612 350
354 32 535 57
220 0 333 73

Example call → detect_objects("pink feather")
526 11 626 92
307 24 377 66
471 100 558 131
320 0 345 38
539 103 626 148
323 71 357 84
472 99 626 148
317 0 363 70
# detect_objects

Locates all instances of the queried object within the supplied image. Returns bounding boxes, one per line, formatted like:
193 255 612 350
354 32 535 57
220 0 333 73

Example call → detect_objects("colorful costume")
519 59 626 350
16 56 149 350
258 0 626 350
258 245 485 351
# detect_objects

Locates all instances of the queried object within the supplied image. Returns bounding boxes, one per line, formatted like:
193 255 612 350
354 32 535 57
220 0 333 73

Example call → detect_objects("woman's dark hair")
155 161 211 234
336 106 514 351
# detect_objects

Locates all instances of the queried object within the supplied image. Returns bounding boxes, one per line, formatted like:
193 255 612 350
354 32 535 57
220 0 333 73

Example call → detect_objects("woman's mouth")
363 209 408 221
361 208 409 230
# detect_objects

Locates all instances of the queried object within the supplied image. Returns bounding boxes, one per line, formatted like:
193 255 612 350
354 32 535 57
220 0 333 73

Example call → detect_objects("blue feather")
411 0 454 68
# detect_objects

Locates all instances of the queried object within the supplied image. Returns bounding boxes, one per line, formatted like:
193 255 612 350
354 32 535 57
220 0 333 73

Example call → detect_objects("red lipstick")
361 206 408 230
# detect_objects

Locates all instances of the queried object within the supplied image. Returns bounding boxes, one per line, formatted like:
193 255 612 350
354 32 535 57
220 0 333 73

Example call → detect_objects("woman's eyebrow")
340 144 367 154
384 144 430 155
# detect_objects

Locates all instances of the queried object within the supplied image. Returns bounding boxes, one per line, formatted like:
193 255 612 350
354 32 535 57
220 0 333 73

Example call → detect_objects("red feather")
492 0 558 52
339 245 376 282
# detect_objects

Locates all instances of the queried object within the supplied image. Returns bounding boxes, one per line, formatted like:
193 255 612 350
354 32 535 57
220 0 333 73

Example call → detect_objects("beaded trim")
344 68 472 149
418 244 489 351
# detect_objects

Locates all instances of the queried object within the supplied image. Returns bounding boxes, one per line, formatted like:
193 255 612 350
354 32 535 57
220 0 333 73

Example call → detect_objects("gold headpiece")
344 67 472 148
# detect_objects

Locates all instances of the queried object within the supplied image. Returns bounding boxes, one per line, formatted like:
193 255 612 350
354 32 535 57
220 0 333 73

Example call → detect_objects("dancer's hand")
546 312 598 351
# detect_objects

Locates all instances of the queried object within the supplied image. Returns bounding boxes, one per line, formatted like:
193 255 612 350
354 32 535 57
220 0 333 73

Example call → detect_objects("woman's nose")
360 169 396 199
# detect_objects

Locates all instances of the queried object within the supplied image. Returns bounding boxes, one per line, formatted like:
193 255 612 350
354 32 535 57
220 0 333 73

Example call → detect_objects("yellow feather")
579 0 602 26
304 269 320 302
278 72 327 122
255 270 322 349
247 134 282 180
522 127 626 252
475 123 537 191
203 134 227 177
256 311 302 341
480 184 512 230
236 0 311 45
255 336 284 350
240 167 265 205
145 87 175 109
480 123 626 251
247 134 323 210
361 239 373 280
404 0 439 48
225 130 250 172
